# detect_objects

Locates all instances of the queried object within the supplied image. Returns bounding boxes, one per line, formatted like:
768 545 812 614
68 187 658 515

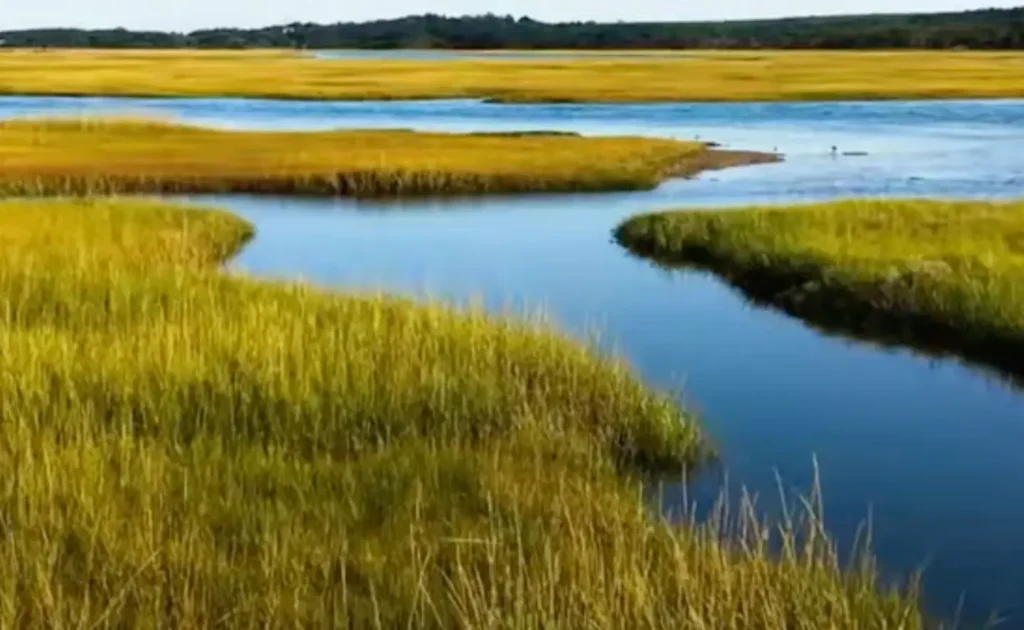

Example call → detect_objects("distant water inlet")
3 95 1024 624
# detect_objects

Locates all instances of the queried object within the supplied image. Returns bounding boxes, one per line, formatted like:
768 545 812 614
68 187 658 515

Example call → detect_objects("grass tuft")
615 198 1024 382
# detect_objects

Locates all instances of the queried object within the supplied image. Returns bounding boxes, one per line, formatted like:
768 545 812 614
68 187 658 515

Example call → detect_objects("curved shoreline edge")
614 200 1024 387
623 240 1024 385
668 148 782 179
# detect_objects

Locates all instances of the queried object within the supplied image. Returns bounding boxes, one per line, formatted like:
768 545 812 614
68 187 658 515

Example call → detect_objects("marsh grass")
1 49 1023 102
615 198 1024 382
0 118 735 197
0 197 927 627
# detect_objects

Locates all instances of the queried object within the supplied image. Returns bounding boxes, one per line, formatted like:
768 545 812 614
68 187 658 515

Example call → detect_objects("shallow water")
4 95 1024 624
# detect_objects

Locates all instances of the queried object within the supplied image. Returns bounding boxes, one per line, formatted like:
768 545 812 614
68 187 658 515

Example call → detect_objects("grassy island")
0 119 775 197
0 197 926 627
1 49 1023 102
616 199 1024 381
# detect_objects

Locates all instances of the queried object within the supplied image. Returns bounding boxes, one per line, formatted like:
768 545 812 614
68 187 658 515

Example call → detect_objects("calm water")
4 95 1024 624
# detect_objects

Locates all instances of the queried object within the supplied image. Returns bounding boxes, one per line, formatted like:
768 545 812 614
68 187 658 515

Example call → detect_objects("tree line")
2 9 1022 50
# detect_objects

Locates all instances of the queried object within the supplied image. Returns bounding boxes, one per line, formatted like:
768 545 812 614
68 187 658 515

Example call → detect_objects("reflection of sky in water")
4 95 1024 624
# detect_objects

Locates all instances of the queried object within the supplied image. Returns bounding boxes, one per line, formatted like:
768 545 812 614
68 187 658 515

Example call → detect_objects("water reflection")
618 245 1024 392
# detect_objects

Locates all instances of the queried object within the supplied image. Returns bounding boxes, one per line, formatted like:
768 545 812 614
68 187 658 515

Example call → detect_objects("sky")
3 0 1019 31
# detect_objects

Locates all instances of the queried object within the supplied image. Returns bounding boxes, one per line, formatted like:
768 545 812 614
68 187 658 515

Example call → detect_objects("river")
3 95 1023 624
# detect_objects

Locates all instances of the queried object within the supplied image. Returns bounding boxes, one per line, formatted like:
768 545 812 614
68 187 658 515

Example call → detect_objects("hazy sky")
5 0 1019 31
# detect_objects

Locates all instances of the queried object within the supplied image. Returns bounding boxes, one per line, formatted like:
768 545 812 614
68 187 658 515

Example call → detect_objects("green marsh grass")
0 118 761 197
616 198 1024 381
1 49 1024 102
0 197 927 627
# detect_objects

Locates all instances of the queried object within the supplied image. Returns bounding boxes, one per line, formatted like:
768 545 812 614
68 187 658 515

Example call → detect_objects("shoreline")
623 241 1024 386
667 148 782 179
2 91 1023 107
615 200 1024 387
5 89 1024 106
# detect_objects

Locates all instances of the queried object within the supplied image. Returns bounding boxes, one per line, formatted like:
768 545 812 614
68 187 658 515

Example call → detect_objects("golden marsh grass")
1 48 1023 102
0 118 735 196
0 197 926 627
616 198 1024 380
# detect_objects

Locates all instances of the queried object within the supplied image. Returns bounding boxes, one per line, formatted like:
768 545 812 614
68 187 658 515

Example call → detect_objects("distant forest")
2 9 1023 50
